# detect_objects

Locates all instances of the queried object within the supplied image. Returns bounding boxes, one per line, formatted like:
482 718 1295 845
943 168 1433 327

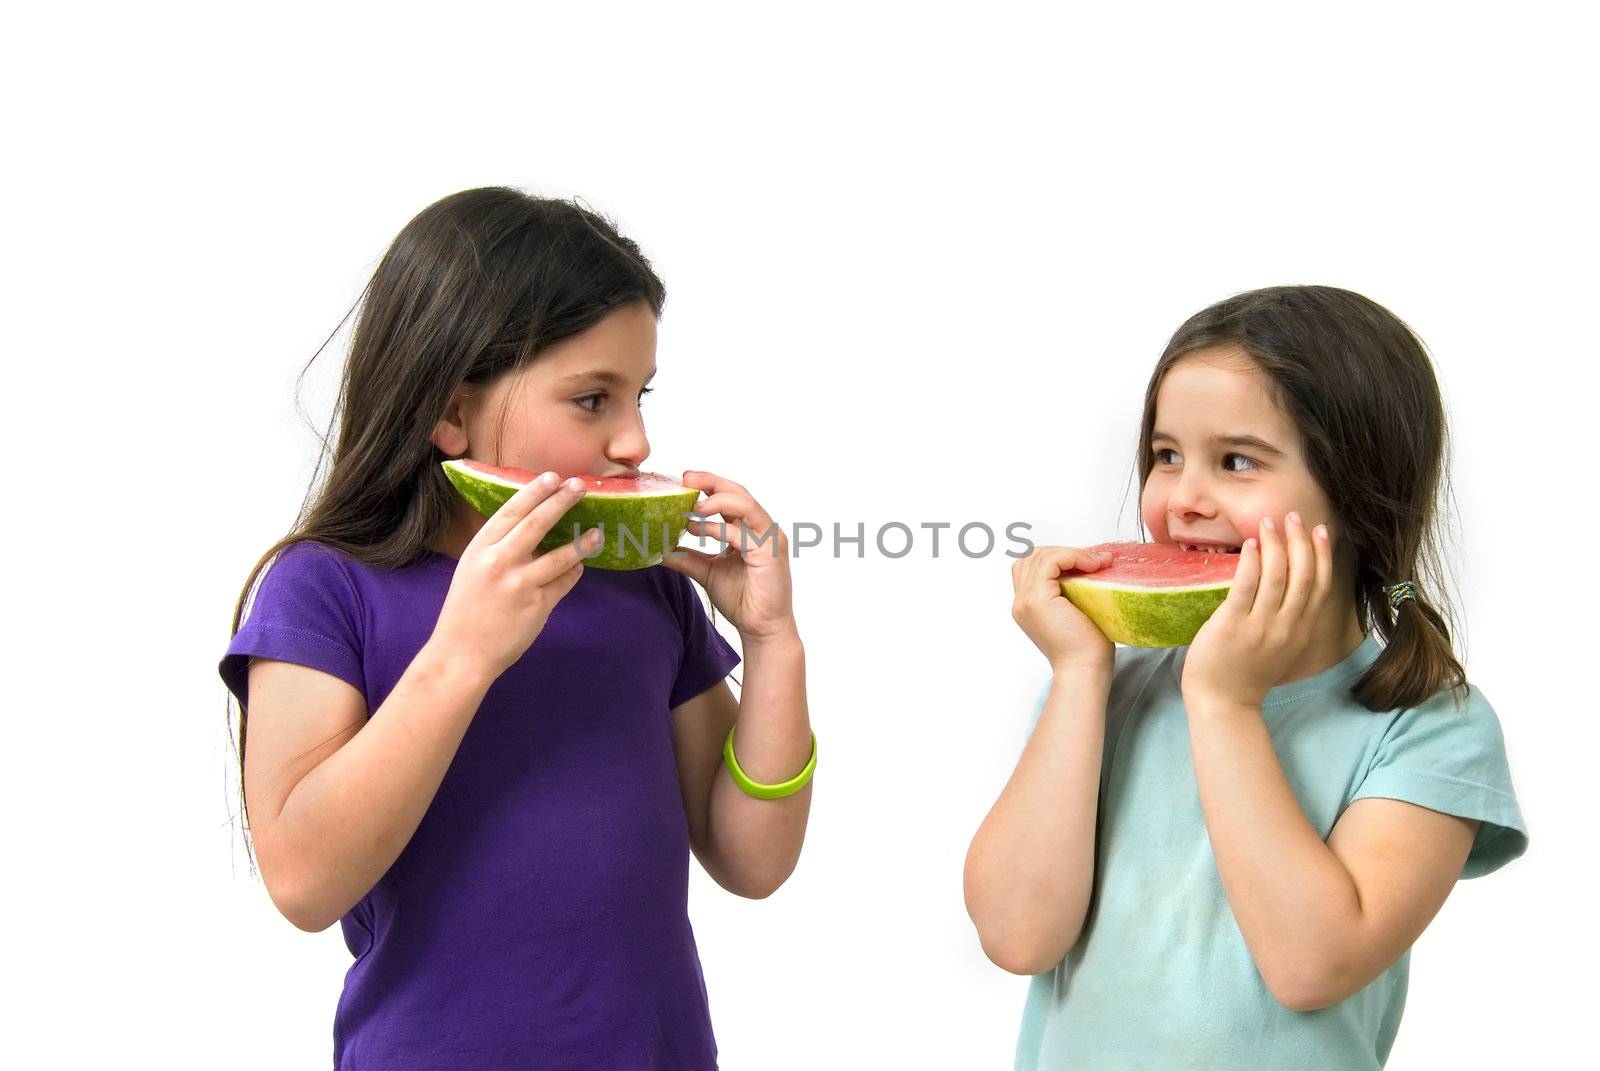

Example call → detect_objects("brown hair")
226 187 666 850
1136 285 1467 712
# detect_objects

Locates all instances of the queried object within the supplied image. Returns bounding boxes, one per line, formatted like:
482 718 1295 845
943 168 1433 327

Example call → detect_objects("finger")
660 545 718 586
684 515 770 549
692 491 773 533
472 470 562 546
1223 536 1261 615
529 528 601 582
682 516 753 557
1037 547 1112 606
1310 522 1334 614
682 470 750 498
1023 548 1059 589
687 514 756 537
683 516 747 553
502 476 590 555
1038 545 1111 582
1280 512 1314 621
1252 517 1287 617
546 557 585 599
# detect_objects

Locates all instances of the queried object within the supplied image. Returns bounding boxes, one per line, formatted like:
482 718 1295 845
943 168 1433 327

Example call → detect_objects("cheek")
1139 479 1169 538
1231 510 1264 540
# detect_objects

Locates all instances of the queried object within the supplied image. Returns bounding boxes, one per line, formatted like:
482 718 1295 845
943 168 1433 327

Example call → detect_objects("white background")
6 2 1595 1067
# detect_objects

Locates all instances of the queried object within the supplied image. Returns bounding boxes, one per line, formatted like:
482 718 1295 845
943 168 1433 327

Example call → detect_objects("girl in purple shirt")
221 187 814 1069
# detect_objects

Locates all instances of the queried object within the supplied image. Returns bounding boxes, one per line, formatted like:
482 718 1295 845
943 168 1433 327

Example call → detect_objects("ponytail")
1352 556 1467 712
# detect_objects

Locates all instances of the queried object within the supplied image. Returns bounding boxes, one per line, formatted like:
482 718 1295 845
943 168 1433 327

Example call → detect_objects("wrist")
416 637 498 695
1181 690 1261 722
1050 655 1113 686
741 619 802 657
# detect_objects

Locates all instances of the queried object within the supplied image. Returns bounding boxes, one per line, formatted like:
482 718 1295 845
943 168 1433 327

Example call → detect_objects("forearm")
1185 697 1363 1008
704 627 812 898
964 664 1110 975
266 642 491 930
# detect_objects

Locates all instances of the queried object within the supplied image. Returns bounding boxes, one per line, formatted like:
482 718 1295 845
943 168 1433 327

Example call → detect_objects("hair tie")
1383 580 1417 610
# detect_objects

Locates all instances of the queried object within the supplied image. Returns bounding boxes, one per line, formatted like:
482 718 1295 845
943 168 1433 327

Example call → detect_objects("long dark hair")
1136 285 1467 712
226 187 666 850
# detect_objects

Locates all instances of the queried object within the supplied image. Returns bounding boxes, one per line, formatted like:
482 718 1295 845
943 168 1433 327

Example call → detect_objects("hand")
429 472 602 681
1011 546 1115 675
1182 512 1334 708
660 470 796 644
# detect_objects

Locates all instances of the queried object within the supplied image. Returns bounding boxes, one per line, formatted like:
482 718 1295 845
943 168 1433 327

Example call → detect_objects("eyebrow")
1150 431 1286 458
559 368 658 388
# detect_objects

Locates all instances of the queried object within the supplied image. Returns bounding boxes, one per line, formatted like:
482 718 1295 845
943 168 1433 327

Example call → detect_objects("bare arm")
672 628 812 899
1187 698 1477 1010
243 473 592 931
1181 516 1478 1009
244 647 494 931
659 472 812 900
964 663 1111 975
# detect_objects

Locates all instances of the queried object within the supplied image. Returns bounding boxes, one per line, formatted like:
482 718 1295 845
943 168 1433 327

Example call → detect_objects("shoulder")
245 540 363 617
1369 680 1510 757
257 539 359 590
224 541 372 707
252 541 447 607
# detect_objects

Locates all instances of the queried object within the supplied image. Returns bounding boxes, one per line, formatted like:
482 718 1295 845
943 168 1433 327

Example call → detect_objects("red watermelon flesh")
1064 542 1240 585
1059 542 1238 647
450 459 688 496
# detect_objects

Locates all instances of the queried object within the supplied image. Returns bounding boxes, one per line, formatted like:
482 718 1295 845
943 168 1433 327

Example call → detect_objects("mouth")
1177 541 1241 555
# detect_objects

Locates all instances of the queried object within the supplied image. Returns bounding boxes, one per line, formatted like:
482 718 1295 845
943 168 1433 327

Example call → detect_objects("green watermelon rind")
440 460 700 571
1059 576 1231 648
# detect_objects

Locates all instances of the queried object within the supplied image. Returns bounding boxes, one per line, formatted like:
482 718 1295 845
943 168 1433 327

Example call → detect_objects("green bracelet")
723 725 817 800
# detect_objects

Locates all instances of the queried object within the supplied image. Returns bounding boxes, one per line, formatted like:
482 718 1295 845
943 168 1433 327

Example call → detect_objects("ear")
429 384 475 458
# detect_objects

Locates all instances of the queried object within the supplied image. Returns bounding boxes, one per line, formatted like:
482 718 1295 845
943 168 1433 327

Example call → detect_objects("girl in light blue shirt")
965 286 1525 1069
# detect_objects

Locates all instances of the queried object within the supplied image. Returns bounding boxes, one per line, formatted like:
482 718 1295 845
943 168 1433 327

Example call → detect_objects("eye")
1153 447 1180 466
638 386 654 406
1222 453 1259 473
575 392 605 413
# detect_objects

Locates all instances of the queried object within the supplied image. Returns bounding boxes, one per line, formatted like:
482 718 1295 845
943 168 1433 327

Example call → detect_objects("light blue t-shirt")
1015 634 1526 1070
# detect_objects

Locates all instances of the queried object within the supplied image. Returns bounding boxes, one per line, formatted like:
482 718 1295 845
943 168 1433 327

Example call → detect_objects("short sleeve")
1351 685 1527 878
662 568 741 709
219 542 367 709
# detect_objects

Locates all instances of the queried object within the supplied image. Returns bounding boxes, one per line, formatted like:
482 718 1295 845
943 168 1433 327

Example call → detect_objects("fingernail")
584 528 603 547
1245 537 1257 551
1263 517 1276 531
1287 512 1302 526
1315 524 1328 540
540 471 558 487
566 477 586 493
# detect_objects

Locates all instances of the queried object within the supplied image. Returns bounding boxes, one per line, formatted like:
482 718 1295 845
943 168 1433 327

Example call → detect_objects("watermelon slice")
440 459 701 571
1059 542 1237 648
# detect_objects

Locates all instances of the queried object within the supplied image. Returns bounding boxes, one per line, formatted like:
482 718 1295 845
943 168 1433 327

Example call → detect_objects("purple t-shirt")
220 541 740 1069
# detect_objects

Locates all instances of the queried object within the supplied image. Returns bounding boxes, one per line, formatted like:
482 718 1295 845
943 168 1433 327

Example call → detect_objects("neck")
429 503 485 562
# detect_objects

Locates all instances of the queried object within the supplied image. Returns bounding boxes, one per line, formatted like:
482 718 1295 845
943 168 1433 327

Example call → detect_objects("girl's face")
1139 347 1341 554
432 300 658 479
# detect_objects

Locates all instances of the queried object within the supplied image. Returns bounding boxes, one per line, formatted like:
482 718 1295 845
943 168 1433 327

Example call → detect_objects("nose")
1167 465 1216 520
608 405 650 470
